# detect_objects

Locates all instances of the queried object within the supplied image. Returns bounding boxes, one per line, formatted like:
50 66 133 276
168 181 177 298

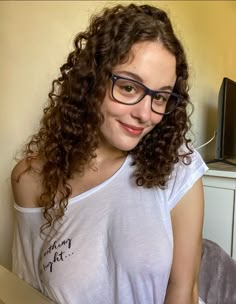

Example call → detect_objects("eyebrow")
113 70 174 91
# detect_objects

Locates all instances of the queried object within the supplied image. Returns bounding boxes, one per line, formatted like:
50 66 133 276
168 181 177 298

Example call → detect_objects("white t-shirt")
12 149 208 304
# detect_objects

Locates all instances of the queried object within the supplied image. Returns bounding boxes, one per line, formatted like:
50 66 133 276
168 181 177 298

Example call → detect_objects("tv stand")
206 158 236 166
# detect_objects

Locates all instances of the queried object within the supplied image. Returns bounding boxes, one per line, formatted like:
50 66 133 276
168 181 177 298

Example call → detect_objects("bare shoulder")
11 157 44 208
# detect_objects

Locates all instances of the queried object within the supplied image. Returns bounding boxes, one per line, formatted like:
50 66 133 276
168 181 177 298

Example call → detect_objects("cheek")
101 96 130 118
151 113 164 126
101 91 116 115
143 116 163 137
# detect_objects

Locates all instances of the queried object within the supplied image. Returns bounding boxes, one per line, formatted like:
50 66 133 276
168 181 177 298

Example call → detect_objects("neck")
95 145 127 164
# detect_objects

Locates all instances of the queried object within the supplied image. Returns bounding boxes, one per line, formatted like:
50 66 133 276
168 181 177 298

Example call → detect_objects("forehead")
114 40 177 89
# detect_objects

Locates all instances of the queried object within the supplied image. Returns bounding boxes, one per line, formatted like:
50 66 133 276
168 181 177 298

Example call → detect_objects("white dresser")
202 161 236 259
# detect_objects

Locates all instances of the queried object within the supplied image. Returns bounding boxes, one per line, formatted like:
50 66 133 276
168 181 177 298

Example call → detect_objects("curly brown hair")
23 3 192 231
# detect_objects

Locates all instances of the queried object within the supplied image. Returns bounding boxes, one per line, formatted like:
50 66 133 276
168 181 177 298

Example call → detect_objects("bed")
199 239 236 304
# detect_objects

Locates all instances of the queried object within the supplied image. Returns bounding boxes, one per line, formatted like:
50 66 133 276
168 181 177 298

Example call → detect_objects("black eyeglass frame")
110 73 183 115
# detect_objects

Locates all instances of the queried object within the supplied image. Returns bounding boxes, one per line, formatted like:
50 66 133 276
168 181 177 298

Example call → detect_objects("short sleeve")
12 206 44 291
166 149 208 210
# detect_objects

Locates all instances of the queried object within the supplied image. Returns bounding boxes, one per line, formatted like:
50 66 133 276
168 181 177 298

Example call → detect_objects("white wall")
1 0 236 269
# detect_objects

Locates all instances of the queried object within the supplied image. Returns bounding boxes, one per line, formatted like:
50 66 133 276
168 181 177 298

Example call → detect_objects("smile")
119 122 144 136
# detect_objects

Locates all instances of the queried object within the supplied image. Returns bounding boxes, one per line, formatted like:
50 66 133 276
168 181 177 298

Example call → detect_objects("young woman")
11 3 207 304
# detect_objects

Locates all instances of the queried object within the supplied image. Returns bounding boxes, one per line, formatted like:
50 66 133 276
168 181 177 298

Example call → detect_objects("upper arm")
165 178 204 304
11 158 43 208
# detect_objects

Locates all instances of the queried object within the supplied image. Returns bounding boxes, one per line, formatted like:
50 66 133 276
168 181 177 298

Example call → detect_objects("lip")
119 122 144 136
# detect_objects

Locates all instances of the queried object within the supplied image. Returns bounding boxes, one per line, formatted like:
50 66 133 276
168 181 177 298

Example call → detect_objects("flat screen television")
213 77 236 164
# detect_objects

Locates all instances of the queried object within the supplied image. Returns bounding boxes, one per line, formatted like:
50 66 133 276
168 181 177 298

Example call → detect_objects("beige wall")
1 0 236 269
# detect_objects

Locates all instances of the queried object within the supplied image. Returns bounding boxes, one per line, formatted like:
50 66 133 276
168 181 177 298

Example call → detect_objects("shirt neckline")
14 154 132 213
69 154 131 205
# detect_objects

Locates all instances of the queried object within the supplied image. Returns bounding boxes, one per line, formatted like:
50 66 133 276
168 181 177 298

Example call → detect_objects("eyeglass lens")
112 77 179 115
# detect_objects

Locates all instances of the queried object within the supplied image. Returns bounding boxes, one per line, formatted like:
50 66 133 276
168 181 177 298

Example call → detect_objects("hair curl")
23 3 193 231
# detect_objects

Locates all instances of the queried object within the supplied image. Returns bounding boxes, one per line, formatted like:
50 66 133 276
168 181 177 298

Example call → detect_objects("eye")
116 79 141 96
153 93 169 105
121 84 135 93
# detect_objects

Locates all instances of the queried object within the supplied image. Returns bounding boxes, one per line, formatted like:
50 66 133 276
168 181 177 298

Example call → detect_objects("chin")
115 141 141 152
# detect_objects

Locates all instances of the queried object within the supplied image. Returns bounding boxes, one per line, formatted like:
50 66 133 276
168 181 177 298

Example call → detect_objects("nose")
131 95 153 122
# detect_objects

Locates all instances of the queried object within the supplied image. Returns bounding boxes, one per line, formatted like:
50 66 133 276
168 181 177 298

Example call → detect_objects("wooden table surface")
0 265 54 304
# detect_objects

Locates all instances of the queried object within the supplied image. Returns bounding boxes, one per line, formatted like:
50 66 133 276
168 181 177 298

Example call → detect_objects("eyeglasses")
110 73 183 115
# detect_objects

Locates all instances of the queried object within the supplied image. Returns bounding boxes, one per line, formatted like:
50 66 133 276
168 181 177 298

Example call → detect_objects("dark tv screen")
215 77 236 161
